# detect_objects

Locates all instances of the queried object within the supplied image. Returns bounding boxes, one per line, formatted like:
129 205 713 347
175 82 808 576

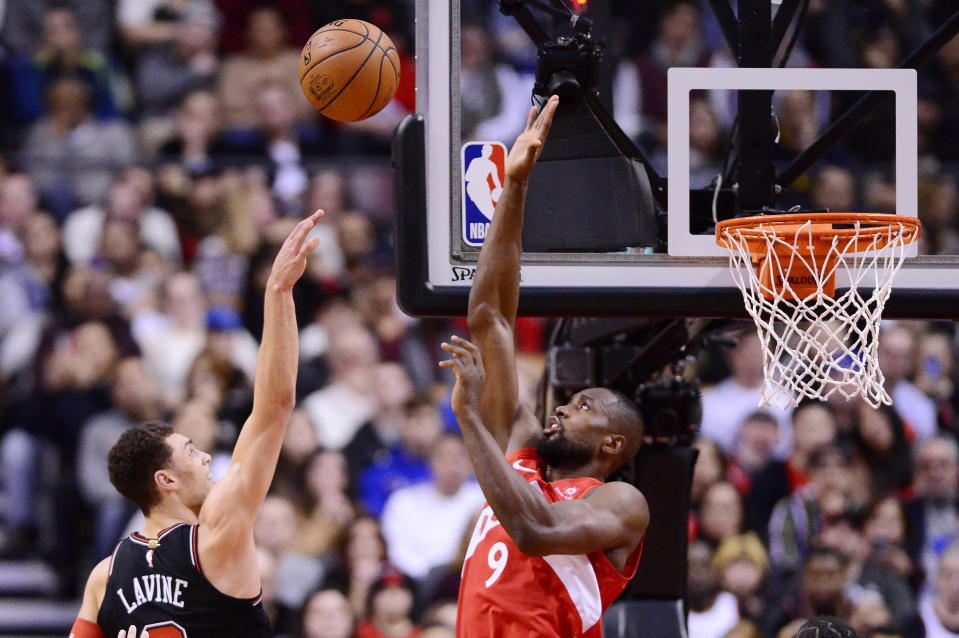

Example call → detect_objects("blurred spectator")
0 173 40 264
691 438 727 508
303 322 379 451
215 0 313 54
747 400 838 540
133 273 257 407
250 82 330 213
811 165 857 213
341 516 393 620
913 330 957 432
76 356 162 556
700 331 790 456
381 434 484 580
713 533 770 623
359 398 441 519
344 362 415 487
8 6 127 123
191 171 264 307
21 75 137 216
297 588 356 638
688 540 747 638
293 449 356 558
458 24 531 142
880 325 938 440
0 206 60 350
356 570 421 638
918 173 959 256
728 411 780 492
699 481 746 548
63 172 182 266
764 546 851 636
920 542 959 637
613 0 713 147
851 402 914 496
816 516 914 634
118 0 217 49
133 4 220 117
1 0 113 56
217 7 311 129
768 444 858 573
184 338 254 430
273 409 320 501
157 90 226 173
906 435 959 585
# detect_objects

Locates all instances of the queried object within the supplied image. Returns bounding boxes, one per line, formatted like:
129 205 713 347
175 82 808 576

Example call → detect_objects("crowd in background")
0 1 958 638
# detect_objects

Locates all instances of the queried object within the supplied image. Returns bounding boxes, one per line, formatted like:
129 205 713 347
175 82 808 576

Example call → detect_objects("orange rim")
716 212 922 301
716 212 921 254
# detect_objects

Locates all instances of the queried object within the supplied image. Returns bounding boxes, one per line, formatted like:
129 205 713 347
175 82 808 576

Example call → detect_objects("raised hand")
267 209 324 292
505 95 560 183
439 335 486 417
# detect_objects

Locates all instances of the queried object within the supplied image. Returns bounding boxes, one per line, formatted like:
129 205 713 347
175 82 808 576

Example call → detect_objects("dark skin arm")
466 96 560 454
441 336 648 569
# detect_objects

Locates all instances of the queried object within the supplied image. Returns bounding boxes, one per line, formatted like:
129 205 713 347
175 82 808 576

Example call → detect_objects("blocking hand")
267 209 324 292
439 335 486 417
505 95 559 182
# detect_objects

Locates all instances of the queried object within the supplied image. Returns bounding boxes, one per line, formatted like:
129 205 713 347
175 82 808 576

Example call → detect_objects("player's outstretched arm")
196 211 322 591
466 96 559 453
441 336 648 557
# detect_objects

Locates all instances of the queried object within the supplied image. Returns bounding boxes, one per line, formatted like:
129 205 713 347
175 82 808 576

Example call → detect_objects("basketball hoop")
716 212 921 409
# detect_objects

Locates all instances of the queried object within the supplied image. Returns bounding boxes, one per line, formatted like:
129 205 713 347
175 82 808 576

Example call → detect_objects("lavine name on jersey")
116 574 188 613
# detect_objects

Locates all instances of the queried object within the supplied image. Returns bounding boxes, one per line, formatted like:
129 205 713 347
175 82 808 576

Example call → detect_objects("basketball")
298 19 400 122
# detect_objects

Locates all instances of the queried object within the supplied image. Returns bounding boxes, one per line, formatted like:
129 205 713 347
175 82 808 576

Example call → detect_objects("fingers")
450 335 481 356
533 95 560 131
288 209 325 250
298 236 321 258
440 341 472 362
118 625 137 638
438 358 464 375
525 104 538 130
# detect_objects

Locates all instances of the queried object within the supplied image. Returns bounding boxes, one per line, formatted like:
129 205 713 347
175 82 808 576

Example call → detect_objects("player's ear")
155 467 178 494
602 434 626 456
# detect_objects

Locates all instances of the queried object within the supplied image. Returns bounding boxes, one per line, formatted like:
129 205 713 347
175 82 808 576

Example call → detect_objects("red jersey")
456 448 644 638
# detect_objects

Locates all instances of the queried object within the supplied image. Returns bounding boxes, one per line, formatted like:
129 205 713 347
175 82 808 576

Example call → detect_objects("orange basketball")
299 19 400 122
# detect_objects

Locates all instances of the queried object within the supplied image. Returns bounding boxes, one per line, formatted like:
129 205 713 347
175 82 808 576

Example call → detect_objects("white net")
717 214 920 409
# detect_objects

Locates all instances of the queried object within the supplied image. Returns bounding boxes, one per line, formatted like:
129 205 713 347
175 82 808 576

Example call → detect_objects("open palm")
505 95 559 182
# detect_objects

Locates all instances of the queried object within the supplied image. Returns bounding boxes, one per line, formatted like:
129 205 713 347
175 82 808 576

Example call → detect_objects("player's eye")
578 401 589 410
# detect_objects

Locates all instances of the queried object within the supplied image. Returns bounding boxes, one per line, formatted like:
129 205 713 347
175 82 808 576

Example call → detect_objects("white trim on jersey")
188 525 197 568
108 540 123 576
543 553 603 633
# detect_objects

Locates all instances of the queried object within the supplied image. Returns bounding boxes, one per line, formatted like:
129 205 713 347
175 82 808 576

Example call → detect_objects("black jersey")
97 523 271 638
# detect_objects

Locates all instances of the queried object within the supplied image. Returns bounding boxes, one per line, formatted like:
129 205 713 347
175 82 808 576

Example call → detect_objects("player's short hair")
602 388 644 461
108 421 174 515
793 616 858 638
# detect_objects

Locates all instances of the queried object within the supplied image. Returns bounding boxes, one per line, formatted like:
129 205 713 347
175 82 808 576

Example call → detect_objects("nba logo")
462 141 507 246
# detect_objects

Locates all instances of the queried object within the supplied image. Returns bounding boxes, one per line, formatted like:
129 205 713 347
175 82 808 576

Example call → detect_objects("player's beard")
537 432 593 469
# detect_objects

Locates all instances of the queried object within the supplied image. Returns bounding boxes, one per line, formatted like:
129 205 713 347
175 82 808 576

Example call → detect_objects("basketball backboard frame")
394 0 959 319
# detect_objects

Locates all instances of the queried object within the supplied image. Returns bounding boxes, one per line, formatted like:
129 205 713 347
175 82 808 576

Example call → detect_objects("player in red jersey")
439 95 649 638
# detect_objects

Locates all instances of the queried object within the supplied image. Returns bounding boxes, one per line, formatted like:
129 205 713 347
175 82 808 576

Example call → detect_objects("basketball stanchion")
716 212 921 409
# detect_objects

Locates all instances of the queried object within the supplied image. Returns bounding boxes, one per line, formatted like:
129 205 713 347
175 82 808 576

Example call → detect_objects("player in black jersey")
70 210 325 638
